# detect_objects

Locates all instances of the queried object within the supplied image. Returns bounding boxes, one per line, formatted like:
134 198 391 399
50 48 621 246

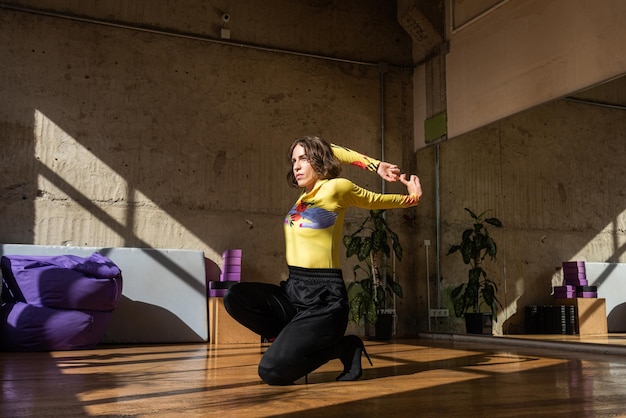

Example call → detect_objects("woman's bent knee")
258 364 294 386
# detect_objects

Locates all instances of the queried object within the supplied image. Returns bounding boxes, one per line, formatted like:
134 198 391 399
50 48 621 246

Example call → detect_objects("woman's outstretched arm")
331 143 400 182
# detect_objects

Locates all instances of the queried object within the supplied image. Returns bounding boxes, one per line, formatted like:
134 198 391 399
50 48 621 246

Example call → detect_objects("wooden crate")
554 298 608 335
209 297 259 344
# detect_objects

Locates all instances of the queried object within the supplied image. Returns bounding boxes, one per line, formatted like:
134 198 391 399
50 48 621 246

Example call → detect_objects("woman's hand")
399 173 422 199
377 162 400 182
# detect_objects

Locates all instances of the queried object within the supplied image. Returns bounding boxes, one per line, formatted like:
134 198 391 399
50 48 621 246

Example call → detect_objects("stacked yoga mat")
553 261 597 299
208 249 242 297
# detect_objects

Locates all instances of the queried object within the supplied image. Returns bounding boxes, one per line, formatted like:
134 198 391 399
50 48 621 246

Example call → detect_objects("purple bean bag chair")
0 302 113 351
1 253 122 311
0 252 122 351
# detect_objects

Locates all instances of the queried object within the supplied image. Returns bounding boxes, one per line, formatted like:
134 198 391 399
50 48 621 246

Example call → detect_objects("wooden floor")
3 335 626 417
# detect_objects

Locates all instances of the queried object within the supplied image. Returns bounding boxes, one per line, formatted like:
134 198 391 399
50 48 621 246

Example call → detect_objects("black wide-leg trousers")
223 266 349 385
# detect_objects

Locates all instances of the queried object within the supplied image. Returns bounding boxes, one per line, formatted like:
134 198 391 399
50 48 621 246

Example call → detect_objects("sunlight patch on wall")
31 109 214 254
34 109 129 204
570 221 626 264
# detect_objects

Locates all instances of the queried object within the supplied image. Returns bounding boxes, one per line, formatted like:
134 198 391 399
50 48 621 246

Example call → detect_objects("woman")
224 136 422 385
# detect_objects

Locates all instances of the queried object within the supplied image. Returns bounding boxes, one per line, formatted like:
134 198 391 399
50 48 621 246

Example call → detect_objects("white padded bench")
586 262 626 332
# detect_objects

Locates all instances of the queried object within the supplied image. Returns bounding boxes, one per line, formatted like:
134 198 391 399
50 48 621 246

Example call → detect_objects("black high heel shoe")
336 335 373 381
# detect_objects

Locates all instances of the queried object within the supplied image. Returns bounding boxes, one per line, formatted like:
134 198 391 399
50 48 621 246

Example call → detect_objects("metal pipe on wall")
435 143 442 309
425 240 431 331
378 63 395 333
449 0 512 35
379 64 387 193
0 3 387 69
565 97 626 111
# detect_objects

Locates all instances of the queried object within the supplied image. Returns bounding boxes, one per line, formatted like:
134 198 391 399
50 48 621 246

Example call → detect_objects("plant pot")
365 312 394 340
465 312 493 335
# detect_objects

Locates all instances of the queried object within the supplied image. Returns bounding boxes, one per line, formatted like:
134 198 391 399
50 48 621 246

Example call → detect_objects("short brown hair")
286 136 341 188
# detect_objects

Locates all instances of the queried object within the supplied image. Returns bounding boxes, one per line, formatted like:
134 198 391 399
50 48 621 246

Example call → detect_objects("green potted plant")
343 209 403 340
447 208 503 334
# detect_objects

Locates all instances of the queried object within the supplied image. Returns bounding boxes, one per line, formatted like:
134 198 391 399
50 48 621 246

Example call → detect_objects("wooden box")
209 297 259 344
554 298 608 335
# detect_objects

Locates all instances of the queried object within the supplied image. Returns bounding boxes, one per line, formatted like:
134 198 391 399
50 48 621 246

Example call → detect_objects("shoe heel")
362 346 373 367
336 336 372 381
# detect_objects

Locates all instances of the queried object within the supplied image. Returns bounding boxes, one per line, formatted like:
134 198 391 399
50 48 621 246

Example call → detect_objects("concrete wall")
0 2 420 334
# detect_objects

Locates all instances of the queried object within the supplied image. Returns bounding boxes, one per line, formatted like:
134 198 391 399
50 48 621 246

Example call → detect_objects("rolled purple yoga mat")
222 249 243 258
222 264 241 274
565 278 588 286
562 261 585 268
220 273 240 282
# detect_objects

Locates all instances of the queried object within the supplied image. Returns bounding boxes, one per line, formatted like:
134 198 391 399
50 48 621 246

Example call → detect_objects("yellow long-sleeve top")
284 146 419 269
330 144 381 173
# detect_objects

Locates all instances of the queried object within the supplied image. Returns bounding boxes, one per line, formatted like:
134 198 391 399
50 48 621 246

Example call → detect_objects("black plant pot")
465 312 493 335
365 313 394 340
